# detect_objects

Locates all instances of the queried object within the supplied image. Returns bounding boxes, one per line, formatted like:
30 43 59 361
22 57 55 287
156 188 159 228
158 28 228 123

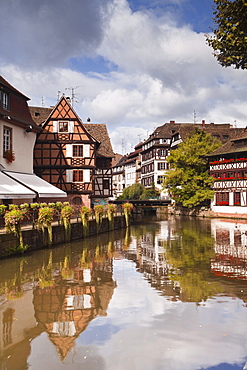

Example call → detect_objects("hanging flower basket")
4 150 15 163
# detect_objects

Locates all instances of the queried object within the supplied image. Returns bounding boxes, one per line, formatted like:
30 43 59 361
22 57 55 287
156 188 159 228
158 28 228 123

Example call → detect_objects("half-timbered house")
30 97 114 207
141 122 178 198
207 129 247 217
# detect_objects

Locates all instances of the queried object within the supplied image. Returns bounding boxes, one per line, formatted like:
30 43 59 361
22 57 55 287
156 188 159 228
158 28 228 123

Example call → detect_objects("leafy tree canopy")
118 182 159 200
206 0 247 69
163 129 221 208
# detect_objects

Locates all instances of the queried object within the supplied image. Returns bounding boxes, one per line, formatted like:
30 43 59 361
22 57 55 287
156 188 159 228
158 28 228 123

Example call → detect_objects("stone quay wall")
0 215 126 258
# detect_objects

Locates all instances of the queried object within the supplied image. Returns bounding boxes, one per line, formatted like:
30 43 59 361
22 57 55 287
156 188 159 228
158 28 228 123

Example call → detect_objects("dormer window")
59 121 68 132
2 91 9 110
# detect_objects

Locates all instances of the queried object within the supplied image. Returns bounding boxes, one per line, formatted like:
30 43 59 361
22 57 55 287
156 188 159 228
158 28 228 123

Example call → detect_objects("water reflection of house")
33 261 116 361
211 219 247 281
123 221 180 298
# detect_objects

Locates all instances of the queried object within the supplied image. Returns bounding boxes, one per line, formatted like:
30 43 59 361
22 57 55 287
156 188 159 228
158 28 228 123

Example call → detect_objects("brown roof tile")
85 123 114 157
171 123 244 143
207 129 247 157
29 106 53 126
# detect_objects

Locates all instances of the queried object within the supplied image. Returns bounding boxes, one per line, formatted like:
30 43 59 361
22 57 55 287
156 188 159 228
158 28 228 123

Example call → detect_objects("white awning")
0 172 36 199
3 171 67 198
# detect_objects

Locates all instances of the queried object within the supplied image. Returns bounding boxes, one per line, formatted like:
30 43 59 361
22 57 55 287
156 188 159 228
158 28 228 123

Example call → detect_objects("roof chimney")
170 120 175 124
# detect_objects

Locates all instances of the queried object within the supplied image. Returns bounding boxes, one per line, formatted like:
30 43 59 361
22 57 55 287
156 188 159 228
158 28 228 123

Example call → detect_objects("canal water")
0 215 247 370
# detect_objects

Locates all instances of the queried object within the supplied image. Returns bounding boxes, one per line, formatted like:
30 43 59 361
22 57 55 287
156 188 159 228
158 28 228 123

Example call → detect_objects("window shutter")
53 121 58 132
83 144 90 157
84 169 90 182
66 170 73 182
69 121 74 133
66 144 72 157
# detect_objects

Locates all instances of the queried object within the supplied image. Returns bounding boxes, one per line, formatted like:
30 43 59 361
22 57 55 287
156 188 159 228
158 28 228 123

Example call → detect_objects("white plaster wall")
211 204 247 215
0 121 36 173
125 164 136 188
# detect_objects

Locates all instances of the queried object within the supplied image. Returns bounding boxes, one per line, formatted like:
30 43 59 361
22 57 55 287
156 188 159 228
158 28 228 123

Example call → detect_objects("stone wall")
0 215 126 258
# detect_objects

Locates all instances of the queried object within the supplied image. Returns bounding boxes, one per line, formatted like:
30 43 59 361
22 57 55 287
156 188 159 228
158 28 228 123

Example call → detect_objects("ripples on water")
0 215 247 370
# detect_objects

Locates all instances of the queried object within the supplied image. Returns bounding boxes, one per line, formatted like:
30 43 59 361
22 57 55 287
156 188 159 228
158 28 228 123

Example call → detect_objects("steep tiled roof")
207 129 247 157
84 123 114 157
112 153 123 166
113 155 128 168
173 124 244 143
144 122 179 144
29 106 53 126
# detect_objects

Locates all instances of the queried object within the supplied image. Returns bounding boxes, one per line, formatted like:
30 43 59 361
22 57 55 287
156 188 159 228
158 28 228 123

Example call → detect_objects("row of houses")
2 75 247 217
112 120 247 217
0 76 114 208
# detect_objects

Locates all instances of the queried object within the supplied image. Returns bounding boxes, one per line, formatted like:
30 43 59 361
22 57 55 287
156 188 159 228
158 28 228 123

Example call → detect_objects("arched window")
72 197 82 205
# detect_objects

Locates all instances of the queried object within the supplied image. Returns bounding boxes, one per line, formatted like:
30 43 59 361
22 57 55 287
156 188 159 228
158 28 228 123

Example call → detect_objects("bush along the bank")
37 206 54 246
122 202 134 227
4 208 29 253
80 206 91 237
94 205 104 233
0 204 7 216
107 204 116 231
60 204 73 242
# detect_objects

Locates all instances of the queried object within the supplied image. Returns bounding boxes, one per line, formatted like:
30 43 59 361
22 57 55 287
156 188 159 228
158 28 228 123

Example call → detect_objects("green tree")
206 0 247 69
119 183 144 200
164 129 221 208
164 218 224 303
119 182 159 200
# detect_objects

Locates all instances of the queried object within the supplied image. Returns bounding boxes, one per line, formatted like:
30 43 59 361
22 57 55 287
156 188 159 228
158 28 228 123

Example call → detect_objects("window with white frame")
157 175 165 184
158 162 166 170
2 92 9 110
3 126 12 153
158 149 167 157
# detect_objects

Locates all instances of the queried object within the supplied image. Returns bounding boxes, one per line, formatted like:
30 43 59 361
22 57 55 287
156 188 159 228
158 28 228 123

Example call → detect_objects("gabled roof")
85 123 114 158
30 99 114 158
144 122 179 144
30 97 98 143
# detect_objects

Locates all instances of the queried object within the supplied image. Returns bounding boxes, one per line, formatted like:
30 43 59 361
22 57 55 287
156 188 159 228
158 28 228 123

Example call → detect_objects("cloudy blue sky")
1 0 247 154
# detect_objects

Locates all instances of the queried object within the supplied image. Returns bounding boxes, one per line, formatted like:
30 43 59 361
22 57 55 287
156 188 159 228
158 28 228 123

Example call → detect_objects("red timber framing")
207 130 247 208
32 96 98 204
210 159 247 191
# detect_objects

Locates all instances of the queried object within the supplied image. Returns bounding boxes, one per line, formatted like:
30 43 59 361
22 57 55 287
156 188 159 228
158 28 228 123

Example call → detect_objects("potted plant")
4 149 15 163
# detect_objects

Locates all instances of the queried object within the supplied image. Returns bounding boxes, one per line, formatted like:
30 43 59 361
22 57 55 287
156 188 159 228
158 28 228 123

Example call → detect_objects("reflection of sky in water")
27 257 247 369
